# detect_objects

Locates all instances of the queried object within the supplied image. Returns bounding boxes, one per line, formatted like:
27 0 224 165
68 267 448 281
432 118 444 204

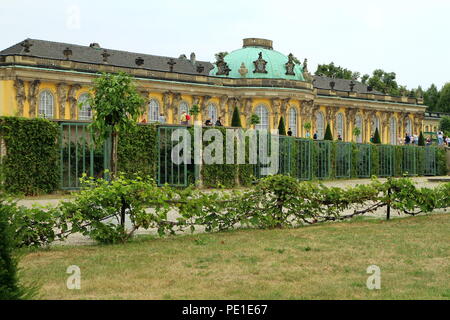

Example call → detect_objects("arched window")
355 114 363 143
207 104 218 123
336 113 344 140
255 105 269 131
390 117 397 145
316 111 324 139
78 94 92 120
148 99 160 122
179 101 189 118
289 107 297 136
39 91 54 119
405 118 412 135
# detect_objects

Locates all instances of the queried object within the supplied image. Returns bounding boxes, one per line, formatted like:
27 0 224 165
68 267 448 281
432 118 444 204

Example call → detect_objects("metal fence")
335 142 352 179
356 144 371 178
157 126 188 187
58 123 441 188
378 145 394 177
59 122 110 190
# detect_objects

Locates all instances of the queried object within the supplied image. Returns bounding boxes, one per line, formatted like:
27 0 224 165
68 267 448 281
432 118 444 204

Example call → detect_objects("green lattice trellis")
335 142 352 179
314 141 331 179
356 143 371 178
157 126 188 187
378 145 394 177
59 122 110 190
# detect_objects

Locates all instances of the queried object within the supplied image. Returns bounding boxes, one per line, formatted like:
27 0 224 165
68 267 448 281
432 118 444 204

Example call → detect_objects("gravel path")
16 176 450 246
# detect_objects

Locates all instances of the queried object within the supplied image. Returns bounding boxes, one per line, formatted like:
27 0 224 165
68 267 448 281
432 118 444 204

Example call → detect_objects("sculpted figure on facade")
219 95 229 120
27 80 41 118
162 91 172 120
57 83 69 119
14 79 26 116
68 84 81 119
171 93 182 120
270 98 282 128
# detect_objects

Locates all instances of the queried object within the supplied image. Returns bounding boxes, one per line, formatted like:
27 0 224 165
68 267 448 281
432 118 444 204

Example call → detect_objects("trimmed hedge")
117 123 157 179
0 117 60 195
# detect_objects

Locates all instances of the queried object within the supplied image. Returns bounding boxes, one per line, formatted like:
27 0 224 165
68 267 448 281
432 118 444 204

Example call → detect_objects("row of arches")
36 93 415 144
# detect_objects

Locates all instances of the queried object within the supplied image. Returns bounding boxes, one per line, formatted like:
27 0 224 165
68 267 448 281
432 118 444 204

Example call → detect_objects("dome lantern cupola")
243 38 273 50
210 38 305 81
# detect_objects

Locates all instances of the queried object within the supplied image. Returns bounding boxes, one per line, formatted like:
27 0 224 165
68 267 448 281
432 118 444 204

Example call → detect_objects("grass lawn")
20 214 450 300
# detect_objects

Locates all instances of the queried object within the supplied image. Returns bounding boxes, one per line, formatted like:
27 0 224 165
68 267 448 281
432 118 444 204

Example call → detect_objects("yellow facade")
0 40 428 145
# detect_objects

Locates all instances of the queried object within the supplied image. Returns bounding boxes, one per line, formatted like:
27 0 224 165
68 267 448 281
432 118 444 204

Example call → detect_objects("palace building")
0 37 427 144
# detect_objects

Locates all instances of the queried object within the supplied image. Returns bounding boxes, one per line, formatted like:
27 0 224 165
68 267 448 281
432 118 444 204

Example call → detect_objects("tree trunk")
111 131 118 179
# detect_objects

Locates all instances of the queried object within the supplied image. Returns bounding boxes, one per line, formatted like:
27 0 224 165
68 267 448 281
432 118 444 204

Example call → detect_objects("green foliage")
58 174 175 244
278 117 287 136
324 124 333 141
372 128 381 144
0 117 60 195
117 124 157 178
304 122 312 132
424 84 440 112
190 105 200 119
315 62 360 80
436 83 450 113
88 72 146 177
231 107 242 127
0 201 37 299
352 126 361 141
418 132 425 146
439 116 450 135
250 114 260 126
364 69 401 96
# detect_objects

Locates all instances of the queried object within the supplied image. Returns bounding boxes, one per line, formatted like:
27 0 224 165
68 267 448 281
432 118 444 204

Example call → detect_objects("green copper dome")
209 38 305 81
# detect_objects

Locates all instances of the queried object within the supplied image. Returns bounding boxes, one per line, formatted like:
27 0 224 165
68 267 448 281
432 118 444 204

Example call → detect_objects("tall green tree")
324 123 333 140
372 128 381 144
436 83 450 113
88 72 146 178
315 62 360 80
424 84 440 111
418 132 425 146
365 69 401 96
231 106 242 127
440 116 450 134
0 202 36 300
278 116 287 135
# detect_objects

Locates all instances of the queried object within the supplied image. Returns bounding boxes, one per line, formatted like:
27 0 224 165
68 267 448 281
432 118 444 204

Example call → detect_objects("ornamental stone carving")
68 84 81 119
215 53 231 76
171 93 182 118
57 83 69 119
285 54 296 76
14 79 26 116
28 80 41 118
163 91 172 119
201 95 212 119
253 52 268 74
219 95 229 119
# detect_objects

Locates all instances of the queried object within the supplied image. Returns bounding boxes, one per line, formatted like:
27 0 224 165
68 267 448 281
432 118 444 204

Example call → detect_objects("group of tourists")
400 131 450 146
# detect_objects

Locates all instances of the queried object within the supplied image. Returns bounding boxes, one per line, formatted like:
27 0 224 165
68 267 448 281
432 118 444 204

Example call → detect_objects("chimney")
190 52 196 65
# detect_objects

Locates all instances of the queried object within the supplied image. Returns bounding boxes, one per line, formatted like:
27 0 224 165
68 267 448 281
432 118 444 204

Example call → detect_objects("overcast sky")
1 0 449 90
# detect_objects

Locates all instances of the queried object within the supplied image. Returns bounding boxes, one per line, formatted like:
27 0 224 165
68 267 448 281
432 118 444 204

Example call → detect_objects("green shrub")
324 124 333 141
117 123 157 179
0 117 60 195
373 128 381 144
0 201 37 299
231 107 242 127
58 174 175 244
278 117 287 136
